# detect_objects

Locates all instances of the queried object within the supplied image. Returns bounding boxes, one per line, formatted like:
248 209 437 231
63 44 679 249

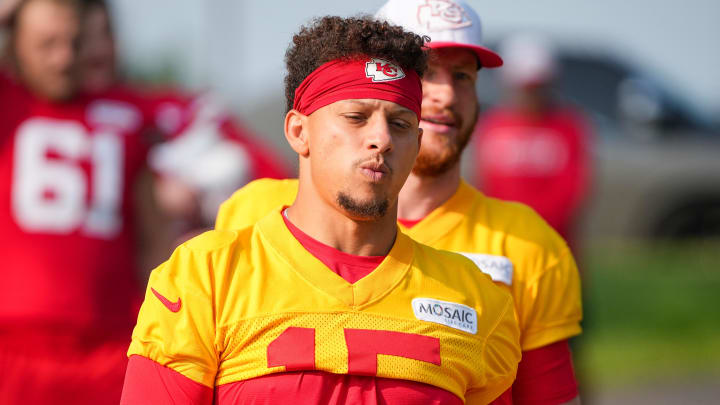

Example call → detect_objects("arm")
124 234 224 403
489 340 580 405
509 221 584 404
512 340 579 405
121 355 213 405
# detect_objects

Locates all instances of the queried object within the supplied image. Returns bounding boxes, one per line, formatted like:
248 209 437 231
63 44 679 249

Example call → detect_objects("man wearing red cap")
216 2 583 404
121 16 520 404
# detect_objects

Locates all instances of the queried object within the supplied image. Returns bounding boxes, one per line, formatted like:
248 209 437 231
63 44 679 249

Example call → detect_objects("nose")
364 115 393 154
51 37 78 73
424 72 456 109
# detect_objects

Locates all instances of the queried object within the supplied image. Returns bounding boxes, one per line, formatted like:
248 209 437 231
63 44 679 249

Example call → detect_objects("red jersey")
475 106 592 240
0 73 153 337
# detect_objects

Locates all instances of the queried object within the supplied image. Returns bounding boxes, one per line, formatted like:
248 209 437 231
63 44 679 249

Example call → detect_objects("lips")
359 161 390 182
421 114 458 135
421 115 456 126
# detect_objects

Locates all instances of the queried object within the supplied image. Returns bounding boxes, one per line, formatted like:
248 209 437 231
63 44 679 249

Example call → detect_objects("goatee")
336 192 389 220
413 111 476 177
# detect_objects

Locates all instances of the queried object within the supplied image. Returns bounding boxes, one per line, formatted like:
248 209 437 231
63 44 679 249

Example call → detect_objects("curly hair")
284 15 428 112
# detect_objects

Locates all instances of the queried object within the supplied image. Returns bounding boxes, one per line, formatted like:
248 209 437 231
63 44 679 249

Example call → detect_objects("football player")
121 16 520 404
0 0 159 403
216 1 583 404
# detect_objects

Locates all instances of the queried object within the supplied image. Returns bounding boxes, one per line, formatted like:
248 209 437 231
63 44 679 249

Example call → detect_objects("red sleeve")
509 340 579 405
120 355 213 405
489 387 513 405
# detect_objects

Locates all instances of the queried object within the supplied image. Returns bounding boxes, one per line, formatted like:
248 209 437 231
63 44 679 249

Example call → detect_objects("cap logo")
365 58 405 82
417 0 472 31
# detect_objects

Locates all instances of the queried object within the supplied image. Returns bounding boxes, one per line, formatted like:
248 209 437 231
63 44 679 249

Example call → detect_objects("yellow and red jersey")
129 209 521 403
216 178 582 351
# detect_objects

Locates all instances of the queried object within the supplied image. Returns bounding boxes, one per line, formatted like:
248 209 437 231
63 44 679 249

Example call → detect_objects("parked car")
475 48 720 240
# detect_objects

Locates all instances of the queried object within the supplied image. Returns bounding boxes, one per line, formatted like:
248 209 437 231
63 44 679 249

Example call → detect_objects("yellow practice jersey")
216 178 582 350
131 210 521 404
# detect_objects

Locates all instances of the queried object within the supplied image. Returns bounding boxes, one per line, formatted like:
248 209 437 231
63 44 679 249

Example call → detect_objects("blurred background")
5 0 718 402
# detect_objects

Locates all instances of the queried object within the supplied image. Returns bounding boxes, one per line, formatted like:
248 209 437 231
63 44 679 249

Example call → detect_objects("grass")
573 239 720 389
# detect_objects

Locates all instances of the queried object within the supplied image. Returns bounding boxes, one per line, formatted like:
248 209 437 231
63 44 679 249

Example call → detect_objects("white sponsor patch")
412 298 477 334
365 58 405 82
458 253 514 286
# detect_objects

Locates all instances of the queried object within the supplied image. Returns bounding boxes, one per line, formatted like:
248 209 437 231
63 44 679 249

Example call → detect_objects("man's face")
78 4 116 93
415 47 479 177
13 0 80 101
305 99 421 220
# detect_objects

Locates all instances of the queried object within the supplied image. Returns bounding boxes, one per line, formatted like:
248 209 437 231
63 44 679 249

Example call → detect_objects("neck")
397 163 460 221
286 174 398 257
513 92 552 117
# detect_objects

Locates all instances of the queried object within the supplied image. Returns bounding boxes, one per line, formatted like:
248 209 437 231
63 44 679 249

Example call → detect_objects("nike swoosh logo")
151 287 182 313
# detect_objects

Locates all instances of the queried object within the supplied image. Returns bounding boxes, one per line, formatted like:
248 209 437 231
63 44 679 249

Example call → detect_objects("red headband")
293 57 422 119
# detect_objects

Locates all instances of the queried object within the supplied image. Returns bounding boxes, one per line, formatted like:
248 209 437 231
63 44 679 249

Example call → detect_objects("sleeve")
214 194 235 230
519 247 583 351
121 355 214 404
489 388 512 405
126 241 219 388
511 340 579 405
466 295 522 405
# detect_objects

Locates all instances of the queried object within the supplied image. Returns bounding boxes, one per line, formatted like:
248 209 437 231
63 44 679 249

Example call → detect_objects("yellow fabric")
216 178 582 350
215 178 298 230
130 210 521 404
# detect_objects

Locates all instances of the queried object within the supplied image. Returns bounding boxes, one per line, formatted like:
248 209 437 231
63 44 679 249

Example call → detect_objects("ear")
284 109 309 157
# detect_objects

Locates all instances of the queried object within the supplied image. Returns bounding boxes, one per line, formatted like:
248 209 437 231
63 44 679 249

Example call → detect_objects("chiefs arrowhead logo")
417 0 472 31
365 58 406 82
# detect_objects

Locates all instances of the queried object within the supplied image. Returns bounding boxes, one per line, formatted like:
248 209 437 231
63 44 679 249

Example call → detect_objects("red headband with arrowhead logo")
293 57 422 119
